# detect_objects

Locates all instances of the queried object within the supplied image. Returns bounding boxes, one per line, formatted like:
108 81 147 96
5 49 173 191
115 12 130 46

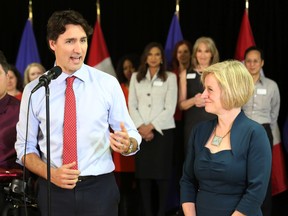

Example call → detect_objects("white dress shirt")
15 64 141 176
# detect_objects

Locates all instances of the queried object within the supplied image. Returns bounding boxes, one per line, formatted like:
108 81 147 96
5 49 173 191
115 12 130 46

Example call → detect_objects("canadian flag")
271 124 288 195
87 20 116 77
234 9 255 61
235 8 288 196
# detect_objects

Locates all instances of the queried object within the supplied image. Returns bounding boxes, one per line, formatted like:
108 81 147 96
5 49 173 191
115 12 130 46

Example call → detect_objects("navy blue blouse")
180 111 272 216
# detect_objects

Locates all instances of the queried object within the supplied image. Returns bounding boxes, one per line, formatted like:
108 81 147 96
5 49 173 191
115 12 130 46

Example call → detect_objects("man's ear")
49 40 56 52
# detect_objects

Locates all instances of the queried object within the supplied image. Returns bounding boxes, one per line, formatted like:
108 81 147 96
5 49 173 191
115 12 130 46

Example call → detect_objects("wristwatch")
122 138 134 155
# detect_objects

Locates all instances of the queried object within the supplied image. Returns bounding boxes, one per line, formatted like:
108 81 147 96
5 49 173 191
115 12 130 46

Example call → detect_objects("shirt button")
147 93 150 96
148 104 151 107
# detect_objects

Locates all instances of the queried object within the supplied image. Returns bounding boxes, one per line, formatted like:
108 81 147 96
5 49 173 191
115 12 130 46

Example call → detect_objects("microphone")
31 66 62 93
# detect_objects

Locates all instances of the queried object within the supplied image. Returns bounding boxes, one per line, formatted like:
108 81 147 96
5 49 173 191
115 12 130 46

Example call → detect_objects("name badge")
257 88 267 95
187 73 196 79
153 80 163 86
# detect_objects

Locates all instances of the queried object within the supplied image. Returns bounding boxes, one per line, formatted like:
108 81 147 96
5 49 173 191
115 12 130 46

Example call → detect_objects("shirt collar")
55 64 89 84
256 74 265 86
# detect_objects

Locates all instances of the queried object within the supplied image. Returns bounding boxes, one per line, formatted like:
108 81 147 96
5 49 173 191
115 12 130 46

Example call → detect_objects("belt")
77 173 112 182
77 175 97 182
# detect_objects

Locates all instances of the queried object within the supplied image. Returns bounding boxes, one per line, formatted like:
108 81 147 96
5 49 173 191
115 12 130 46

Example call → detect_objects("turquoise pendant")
211 135 222 146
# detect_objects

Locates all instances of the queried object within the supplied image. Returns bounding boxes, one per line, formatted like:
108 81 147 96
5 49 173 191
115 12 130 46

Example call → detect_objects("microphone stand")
45 86 52 216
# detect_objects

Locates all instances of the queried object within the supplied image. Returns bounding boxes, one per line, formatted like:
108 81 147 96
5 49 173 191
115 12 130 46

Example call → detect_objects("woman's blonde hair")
23 63 46 86
201 60 254 110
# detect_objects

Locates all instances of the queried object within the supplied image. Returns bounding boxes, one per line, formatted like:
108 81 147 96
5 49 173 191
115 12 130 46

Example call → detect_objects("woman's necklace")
194 68 202 76
211 126 231 147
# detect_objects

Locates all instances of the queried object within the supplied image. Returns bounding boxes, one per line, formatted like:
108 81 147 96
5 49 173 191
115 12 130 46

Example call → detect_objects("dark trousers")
262 123 273 216
37 172 120 216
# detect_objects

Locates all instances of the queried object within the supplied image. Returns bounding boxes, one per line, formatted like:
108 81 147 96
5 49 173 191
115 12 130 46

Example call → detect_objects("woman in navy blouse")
180 60 272 216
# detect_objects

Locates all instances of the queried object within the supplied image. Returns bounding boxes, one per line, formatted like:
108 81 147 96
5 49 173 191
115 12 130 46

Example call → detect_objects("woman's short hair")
201 60 254 110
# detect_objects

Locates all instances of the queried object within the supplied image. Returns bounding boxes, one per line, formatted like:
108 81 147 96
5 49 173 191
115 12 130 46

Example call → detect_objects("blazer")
128 70 177 135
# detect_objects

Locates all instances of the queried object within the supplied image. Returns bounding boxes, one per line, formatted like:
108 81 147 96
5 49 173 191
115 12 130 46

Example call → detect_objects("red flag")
234 9 255 61
271 124 288 195
87 20 116 77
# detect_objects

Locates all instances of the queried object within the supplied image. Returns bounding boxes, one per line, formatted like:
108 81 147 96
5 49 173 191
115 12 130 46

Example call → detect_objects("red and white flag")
234 9 255 61
271 124 288 195
235 7 287 196
87 20 116 77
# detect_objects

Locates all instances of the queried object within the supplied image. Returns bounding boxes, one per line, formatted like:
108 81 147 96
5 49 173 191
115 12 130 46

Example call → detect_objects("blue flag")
164 13 183 69
16 19 41 77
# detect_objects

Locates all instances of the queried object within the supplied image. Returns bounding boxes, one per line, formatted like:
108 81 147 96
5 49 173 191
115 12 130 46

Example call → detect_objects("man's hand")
110 122 130 154
51 162 80 189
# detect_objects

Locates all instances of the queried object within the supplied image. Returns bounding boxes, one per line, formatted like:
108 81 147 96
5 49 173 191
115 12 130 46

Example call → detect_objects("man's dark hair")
0 50 9 73
244 46 264 60
46 10 93 42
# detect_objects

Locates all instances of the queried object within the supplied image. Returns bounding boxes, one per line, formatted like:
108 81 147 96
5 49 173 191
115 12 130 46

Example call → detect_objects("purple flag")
16 19 41 77
164 13 183 68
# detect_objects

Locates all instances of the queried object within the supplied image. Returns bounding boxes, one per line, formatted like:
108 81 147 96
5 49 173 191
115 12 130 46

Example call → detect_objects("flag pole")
245 0 249 16
97 0 101 25
29 0 33 21
176 0 180 19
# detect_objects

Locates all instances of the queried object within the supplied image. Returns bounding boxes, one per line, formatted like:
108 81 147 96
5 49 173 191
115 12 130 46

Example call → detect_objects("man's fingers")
120 122 127 132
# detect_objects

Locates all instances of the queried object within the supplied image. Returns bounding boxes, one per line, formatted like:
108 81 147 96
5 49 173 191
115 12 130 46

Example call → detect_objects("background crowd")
1 0 287 131
1 1 288 216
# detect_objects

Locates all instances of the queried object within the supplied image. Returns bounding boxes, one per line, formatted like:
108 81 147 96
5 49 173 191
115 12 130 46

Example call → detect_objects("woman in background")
6 64 23 100
23 62 45 87
178 36 219 155
129 42 177 216
168 40 193 214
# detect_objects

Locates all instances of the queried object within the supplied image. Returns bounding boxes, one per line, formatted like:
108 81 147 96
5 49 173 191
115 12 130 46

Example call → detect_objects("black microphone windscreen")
31 66 63 93
50 66 62 79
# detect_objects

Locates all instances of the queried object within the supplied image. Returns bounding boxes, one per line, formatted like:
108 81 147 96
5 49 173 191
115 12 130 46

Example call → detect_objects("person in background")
115 54 139 107
178 36 219 155
180 60 272 216
243 46 280 216
129 42 177 216
171 40 193 155
0 50 22 214
168 40 193 215
6 64 23 100
15 10 141 216
113 54 139 216
171 40 193 75
23 62 46 87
